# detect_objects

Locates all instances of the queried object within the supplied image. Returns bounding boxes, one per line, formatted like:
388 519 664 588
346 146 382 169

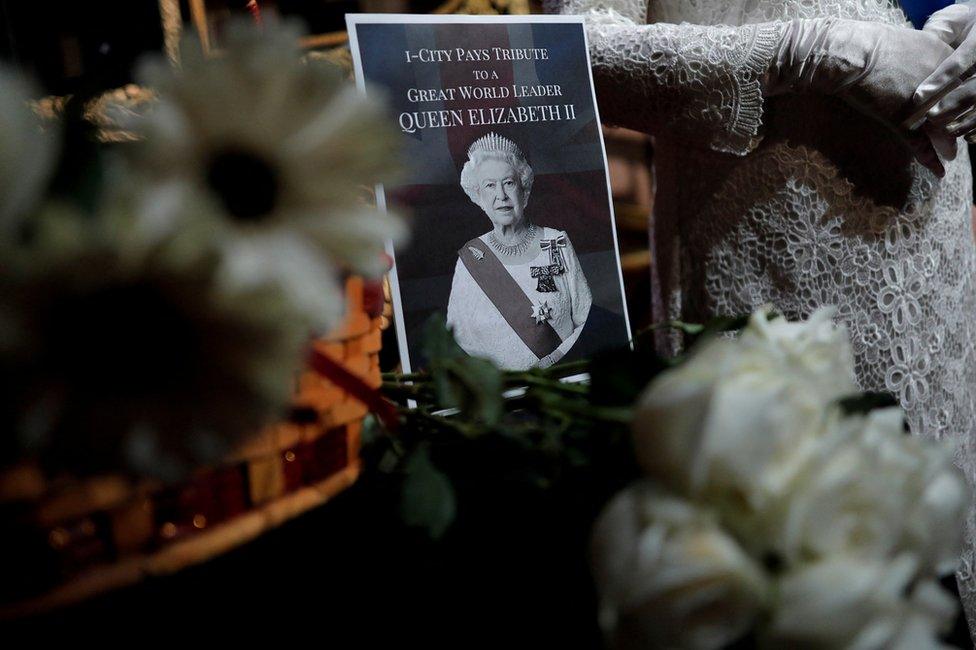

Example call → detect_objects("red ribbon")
307 347 399 432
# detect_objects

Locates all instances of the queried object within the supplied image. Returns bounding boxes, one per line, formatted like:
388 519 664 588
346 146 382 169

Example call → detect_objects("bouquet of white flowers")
592 307 970 649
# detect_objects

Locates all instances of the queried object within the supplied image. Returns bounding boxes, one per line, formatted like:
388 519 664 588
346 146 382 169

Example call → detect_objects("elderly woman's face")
474 158 525 227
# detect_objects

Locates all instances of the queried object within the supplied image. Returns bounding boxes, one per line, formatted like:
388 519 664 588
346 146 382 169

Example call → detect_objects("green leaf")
588 347 669 407
400 446 457 539
699 314 752 336
689 313 762 346
378 447 401 474
422 315 504 425
670 320 705 335
360 414 382 447
422 314 466 361
433 357 504 426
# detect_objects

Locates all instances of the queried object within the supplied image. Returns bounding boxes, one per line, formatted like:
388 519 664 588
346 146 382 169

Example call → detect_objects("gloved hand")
911 3 976 144
766 18 953 176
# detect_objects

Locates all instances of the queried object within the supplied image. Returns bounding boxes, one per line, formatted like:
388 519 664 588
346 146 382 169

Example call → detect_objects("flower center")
206 148 279 221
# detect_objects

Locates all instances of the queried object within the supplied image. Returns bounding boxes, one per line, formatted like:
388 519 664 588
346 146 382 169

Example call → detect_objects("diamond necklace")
488 223 537 257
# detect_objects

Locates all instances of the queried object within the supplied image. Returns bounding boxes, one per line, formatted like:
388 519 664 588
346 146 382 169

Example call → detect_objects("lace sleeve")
546 0 786 155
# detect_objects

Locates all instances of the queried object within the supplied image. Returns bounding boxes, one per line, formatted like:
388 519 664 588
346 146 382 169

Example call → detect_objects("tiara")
467 132 524 160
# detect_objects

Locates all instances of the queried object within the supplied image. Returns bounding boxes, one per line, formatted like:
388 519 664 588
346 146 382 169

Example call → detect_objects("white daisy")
2 199 316 479
122 18 406 331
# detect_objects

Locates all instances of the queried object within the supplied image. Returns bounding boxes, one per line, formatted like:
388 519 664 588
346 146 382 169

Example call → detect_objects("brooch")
530 265 560 292
532 236 567 292
531 300 554 324
468 246 485 261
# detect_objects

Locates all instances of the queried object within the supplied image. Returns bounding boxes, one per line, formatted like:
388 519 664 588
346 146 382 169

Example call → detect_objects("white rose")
736 306 858 404
631 336 733 494
591 480 768 650
767 554 956 649
860 412 968 576
890 580 960 650
773 409 909 563
773 408 968 573
633 307 857 525
907 463 969 576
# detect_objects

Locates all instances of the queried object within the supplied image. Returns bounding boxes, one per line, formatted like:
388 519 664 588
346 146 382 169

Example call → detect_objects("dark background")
0 1 164 95
4 469 610 646
1 5 973 645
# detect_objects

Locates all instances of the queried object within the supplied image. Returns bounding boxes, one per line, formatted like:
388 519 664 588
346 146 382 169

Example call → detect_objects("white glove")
911 3 976 144
766 18 953 175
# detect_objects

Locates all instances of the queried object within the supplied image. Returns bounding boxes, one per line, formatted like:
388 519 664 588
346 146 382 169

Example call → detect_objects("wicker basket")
0 276 384 619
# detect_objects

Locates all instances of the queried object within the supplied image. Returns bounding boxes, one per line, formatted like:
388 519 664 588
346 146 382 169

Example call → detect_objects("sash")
458 238 563 360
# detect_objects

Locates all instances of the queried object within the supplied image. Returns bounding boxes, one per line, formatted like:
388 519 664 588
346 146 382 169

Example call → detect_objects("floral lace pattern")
649 0 909 26
549 0 976 637
549 0 785 155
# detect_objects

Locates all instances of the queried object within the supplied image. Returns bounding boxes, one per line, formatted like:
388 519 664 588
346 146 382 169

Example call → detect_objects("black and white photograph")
446 131 593 369
347 15 631 372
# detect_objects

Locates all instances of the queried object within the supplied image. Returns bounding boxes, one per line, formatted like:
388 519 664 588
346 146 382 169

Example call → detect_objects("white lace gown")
548 0 976 633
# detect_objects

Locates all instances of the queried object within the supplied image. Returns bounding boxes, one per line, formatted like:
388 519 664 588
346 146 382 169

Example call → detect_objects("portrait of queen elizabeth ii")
446 133 592 370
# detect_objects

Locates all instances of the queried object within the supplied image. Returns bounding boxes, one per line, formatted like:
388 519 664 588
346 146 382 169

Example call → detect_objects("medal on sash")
531 236 567 293
531 300 554 324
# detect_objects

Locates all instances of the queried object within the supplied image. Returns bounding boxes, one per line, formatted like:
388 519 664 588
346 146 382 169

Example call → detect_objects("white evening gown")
548 0 976 632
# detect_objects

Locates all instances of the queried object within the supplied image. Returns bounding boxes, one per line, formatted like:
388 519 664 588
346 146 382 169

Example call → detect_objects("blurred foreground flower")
595 307 969 649
0 18 407 480
121 18 407 332
0 67 58 236
592 481 768 650
774 407 967 575
1 201 317 479
632 308 858 528
768 555 957 649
